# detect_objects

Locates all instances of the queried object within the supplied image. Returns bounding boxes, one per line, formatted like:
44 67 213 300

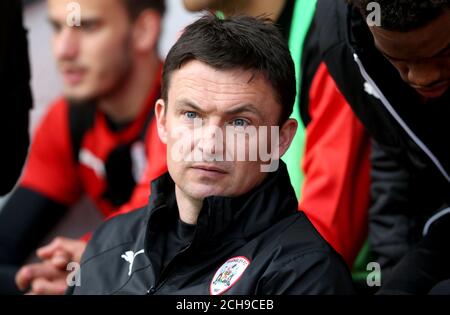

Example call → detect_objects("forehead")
183 0 223 9
370 10 450 60
168 60 279 113
47 0 124 20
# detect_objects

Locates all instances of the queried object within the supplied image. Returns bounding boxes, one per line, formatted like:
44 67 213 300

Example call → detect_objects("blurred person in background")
0 0 167 294
306 0 450 294
0 0 33 196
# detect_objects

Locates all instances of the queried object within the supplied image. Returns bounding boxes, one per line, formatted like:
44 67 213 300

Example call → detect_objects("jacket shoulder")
314 0 349 53
278 212 334 252
259 213 355 294
257 211 346 264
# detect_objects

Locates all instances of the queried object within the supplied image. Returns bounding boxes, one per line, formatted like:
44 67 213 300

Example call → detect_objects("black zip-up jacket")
302 0 450 290
69 162 354 295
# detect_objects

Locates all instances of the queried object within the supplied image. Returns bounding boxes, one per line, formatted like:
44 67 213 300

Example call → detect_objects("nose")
407 61 441 88
54 27 79 61
197 124 224 159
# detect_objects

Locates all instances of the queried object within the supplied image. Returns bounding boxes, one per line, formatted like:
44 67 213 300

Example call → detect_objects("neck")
221 0 286 21
175 186 203 225
98 52 160 124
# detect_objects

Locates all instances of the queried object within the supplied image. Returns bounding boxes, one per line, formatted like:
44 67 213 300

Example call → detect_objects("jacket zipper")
146 241 194 295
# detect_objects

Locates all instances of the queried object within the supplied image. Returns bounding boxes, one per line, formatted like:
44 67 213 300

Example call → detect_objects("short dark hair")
122 0 166 19
162 14 296 123
349 0 450 32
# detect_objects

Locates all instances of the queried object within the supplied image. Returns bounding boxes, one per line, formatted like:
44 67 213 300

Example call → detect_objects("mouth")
190 164 229 176
61 67 87 86
412 82 449 99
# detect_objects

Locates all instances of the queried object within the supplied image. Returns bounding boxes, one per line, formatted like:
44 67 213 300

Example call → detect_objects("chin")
187 185 226 200
64 88 98 104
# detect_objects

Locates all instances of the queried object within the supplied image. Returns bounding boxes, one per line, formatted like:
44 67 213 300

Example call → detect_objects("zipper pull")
146 286 156 295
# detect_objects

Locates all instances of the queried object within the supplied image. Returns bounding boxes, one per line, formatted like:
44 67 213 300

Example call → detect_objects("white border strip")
353 53 450 184
423 207 450 236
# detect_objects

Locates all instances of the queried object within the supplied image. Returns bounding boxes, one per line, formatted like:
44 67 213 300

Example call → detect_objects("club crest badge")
210 256 250 295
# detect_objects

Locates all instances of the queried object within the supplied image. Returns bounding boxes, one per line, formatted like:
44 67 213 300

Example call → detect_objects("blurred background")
0 0 200 244
23 0 200 132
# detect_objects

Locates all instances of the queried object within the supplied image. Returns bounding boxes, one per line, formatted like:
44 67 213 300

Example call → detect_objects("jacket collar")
143 161 298 250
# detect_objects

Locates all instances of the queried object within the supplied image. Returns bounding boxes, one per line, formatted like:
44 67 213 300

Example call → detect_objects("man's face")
155 60 296 201
370 10 450 99
48 0 133 101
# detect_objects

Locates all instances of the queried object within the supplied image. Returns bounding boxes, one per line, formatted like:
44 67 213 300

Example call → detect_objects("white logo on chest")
121 249 145 276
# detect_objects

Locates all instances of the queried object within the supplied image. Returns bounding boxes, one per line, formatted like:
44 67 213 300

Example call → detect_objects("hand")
15 237 87 295
36 237 87 269
15 261 68 295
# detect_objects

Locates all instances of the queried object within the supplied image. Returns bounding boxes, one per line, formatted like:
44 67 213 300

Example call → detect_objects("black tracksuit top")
69 162 354 295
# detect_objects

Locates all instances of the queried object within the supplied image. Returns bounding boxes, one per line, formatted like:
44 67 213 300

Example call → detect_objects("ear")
278 119 298 158
155 99 168 144
132 10 161 53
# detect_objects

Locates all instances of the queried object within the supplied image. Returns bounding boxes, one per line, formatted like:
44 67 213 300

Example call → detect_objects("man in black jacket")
0 0 32 195
69 14 354 295
302 0 450 293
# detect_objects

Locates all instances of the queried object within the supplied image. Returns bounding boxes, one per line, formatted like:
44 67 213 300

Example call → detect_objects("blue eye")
232 119 249 127
185 112 198 119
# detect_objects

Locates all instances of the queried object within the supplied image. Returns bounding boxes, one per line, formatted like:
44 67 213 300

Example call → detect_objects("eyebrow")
377 42 450 61
224 104 264 120
79 18 102 25
47 17 61 26
47 16 102 28
175 99 264 119
175 100 204 113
